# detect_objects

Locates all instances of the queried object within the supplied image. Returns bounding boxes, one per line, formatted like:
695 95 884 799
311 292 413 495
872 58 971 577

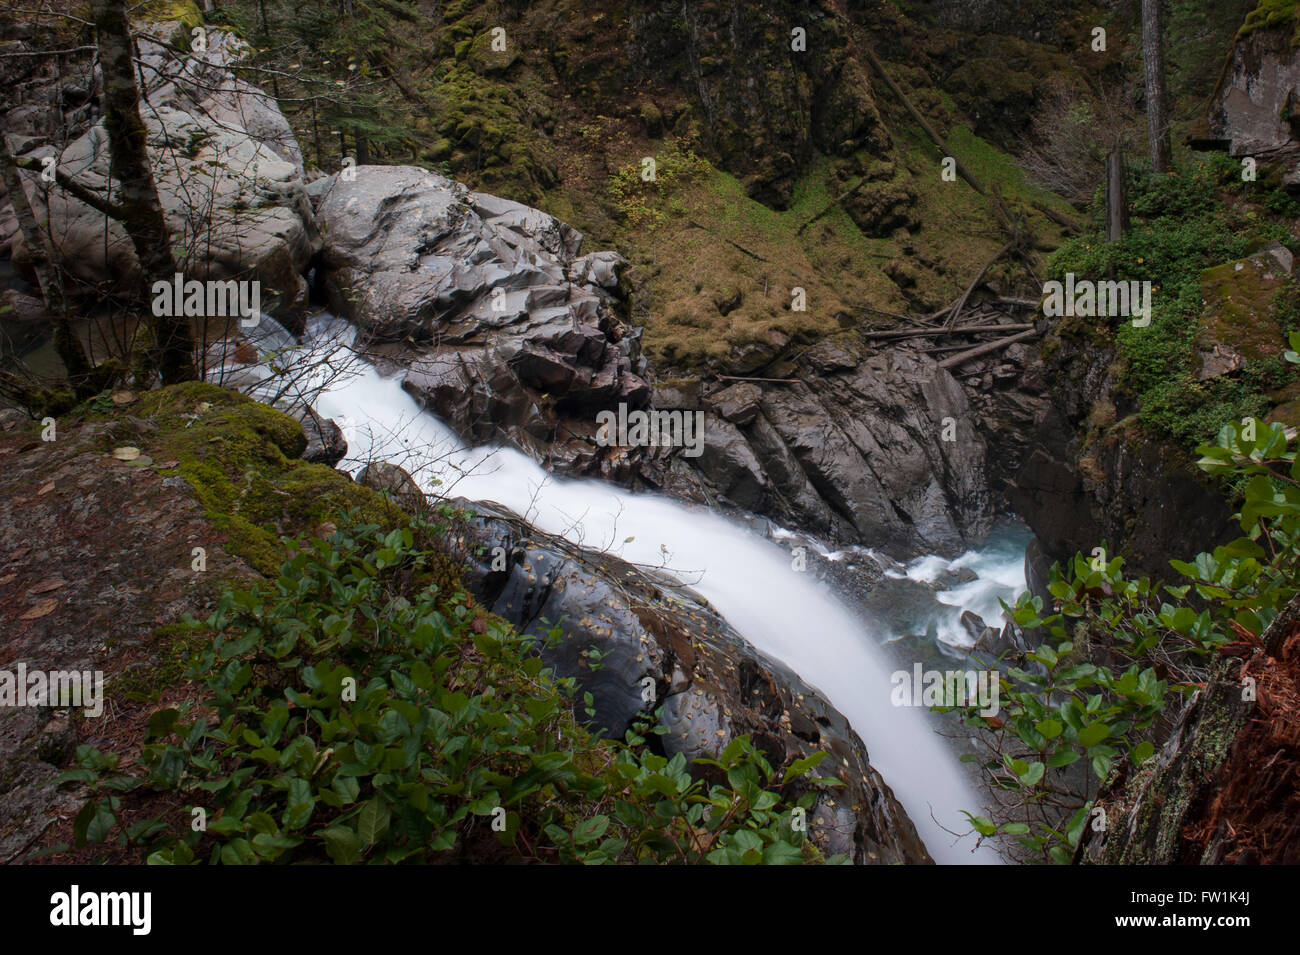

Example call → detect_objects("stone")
4 27 318 322
316 164 649 478
357 462 425 511
449 501 933 865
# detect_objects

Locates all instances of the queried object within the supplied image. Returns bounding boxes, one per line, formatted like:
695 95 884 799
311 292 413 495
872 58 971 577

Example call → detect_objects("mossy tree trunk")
91 0 198 385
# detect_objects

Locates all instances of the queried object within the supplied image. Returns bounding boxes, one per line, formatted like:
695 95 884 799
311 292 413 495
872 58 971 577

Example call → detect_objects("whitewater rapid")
272 316 1006 864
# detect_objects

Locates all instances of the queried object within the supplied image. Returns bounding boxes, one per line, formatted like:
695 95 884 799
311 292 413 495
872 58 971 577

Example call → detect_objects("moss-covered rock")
127 382 411 575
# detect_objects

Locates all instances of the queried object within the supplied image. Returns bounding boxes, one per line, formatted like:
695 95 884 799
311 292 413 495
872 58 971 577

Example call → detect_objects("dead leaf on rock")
30 578 66 594
21 598 59 620
113 446 141 461
38 482 55 495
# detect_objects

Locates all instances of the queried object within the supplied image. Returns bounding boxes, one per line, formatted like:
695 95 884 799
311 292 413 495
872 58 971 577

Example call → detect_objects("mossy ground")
82 382 444 580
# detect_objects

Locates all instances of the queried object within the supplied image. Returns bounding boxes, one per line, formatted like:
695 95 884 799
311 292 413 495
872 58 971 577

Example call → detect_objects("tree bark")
1141 0 1172 173
91 0 197 384
1106 145 1128 243
0 139 104 395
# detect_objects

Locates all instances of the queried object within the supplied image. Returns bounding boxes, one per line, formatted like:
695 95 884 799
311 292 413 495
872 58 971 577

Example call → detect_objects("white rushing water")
270 316 1006 863
886 526 1033 650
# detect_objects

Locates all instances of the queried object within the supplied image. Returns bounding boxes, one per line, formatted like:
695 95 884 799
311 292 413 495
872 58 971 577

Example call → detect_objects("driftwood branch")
1032 200 1080 232
859 45 987 198
863 305 940 327
945 241 1014 328
864 323 1032 341
797 176 869 235
716 375 802 384
938 328 1038 370
685 221 769 262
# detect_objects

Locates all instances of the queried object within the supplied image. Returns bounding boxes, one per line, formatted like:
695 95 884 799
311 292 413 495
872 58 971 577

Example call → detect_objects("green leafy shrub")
954 416 1300 862
1051 155 1298 448
56 518 845 865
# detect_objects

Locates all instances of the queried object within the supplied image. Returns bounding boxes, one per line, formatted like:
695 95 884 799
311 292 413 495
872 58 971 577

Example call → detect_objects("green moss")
125 382 406 575
1239 0 1300 48
1199 256 1289 362
137 0 202 31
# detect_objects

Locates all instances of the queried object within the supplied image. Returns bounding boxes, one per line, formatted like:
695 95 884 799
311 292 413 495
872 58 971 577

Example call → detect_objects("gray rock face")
1205 24 1300 187
639 348 992 558
1007 325 1233 577
446 500 933 864
314 164 650 477
313 165 990 558
5 24 318 321
357 462 425 511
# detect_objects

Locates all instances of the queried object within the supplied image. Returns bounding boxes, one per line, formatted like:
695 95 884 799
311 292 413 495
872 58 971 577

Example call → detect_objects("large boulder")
4 23 318 320
447 500 933 865
633 347 992 559
314 164 650 477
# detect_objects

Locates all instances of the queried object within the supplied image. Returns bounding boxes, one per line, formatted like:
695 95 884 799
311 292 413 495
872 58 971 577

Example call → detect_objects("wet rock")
448 500 933 864
959 610 987 644
297 414 347 467
357 462 425 511
1009 329 1233 578
315 165 650 478
709 381 763 426
0 289 50 355
694 417 767 511
756 349 990 556
651 378 702 409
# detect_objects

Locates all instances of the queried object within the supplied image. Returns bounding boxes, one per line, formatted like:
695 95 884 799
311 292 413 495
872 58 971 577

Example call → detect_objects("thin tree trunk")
1142 0 1172 173
91 0 197 384
0 139 100 393
1106 145 1128 243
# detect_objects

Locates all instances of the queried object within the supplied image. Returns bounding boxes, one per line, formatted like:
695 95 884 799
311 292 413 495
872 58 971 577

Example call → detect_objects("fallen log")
863 305 941 327
716 375 802 384
996 296 1041 310
798 176 871 235
920 342 989 354
938 328 1038 370
945 241 1014 328
864 323 1032 341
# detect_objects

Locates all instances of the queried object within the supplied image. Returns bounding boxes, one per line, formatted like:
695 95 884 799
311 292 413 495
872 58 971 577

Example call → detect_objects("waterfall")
270 315 1005 864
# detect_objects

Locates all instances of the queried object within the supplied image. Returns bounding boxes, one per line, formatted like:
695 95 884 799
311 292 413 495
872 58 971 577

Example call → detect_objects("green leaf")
1077 722 1110 747
1034 718 1063 740
320 826 362 864
572 815 609 845
73 801 115 846
357 796 391 847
